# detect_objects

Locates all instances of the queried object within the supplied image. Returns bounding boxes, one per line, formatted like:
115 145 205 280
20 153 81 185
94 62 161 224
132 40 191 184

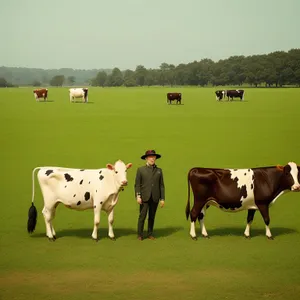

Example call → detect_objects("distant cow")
215 90 225 101
167 93 182 104
69 88 88 103
215 90 245 101
185 162 300 240
27 160 132 241
33 88 48 101
226 90 245 101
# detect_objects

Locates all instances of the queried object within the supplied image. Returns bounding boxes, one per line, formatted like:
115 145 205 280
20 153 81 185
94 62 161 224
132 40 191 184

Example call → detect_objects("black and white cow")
69 88 89 103
27 160 132 241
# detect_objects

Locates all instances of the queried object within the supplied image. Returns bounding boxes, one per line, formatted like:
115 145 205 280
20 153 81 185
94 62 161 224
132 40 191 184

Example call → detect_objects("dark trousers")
137 197 158 237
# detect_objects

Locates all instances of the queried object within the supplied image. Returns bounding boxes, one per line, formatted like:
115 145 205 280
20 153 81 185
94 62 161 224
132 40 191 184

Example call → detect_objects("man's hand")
160 200 165 208
137 196 142 205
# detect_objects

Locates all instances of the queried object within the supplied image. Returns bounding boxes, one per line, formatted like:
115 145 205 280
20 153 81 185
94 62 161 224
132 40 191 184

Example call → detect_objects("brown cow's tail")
185 171 191 220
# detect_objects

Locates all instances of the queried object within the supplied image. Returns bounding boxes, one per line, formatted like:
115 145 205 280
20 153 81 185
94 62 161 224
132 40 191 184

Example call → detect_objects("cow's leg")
107 209 116 240
42 204 57 241
190 197 207 240
198 206 209 238
92 205 101 241
244 209 256 238
257 204 273 239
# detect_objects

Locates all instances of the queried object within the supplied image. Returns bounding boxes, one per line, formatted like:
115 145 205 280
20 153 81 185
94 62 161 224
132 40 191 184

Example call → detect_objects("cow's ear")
276 165 284 171
126 163 133 169
106 164 114 170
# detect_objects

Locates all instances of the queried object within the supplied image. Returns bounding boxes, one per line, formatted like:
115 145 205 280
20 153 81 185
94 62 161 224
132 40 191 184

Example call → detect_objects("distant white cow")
69 88 88 103
27 160 132 241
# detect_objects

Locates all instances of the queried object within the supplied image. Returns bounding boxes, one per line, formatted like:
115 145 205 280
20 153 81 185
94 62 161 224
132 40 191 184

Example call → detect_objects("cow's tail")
27 167 40 233
185 171 191 220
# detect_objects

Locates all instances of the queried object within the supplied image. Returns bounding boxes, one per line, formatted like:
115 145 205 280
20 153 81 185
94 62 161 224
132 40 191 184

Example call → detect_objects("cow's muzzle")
121 181 128 186
291 185 300 191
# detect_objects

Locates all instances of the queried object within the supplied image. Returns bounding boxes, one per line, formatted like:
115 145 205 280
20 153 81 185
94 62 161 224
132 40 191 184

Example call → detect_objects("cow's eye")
115 171 118 174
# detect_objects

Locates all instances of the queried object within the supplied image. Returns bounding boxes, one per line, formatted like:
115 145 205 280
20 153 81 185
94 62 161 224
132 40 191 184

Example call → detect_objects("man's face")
146 155 156 165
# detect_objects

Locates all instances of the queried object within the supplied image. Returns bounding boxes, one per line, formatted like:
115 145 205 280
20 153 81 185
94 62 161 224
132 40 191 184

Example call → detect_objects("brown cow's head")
277 162 300 191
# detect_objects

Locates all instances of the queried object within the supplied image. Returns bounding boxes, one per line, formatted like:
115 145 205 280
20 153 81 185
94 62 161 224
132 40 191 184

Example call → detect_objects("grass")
0 86 300 300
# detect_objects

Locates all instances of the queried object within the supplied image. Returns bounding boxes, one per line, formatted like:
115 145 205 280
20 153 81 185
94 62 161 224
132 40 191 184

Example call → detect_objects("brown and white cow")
33 88 48 101
185 162 300 240
167 92 182 104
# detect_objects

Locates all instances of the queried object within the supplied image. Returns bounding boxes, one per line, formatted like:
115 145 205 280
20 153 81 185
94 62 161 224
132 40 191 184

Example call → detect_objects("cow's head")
276 162 300 191
106 160 132 187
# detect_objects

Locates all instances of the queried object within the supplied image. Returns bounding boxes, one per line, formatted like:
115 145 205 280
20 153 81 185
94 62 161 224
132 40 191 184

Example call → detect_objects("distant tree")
32 80 41 87
109 68 123 86
67 76 76 85
135 65 147 86
92 71 107 87
0 77 8 87
50 75 65 86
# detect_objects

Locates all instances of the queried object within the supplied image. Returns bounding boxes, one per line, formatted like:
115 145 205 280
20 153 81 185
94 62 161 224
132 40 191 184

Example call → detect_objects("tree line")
1 48 300 88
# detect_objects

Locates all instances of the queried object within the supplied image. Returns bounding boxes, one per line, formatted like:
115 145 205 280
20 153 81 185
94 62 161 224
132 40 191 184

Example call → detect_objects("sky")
1 0 300 70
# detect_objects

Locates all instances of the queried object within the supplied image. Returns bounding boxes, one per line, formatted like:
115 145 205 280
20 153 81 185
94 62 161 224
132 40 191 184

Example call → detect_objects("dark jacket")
134 164 165 202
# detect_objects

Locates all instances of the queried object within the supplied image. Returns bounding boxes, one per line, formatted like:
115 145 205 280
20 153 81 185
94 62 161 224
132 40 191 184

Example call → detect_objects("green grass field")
1 87 300 300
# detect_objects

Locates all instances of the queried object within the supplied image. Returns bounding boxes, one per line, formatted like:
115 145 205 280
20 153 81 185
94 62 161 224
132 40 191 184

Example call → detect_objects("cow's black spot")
80 169 85 171
198 213 204 220
45 170 53 176
244 173 246 176
77 201 81 205
234 169 237 171
73 194 76 197
89 181 90 184
64 173 74 182
248 169 250 172
99 170 102 174
251 184 253 190
96 190 97 193
84 192 90 201
99 175 104 180
65 185 67 188
240 185 247 199
100 201 103 204
79 179 83 185
94 205 96 208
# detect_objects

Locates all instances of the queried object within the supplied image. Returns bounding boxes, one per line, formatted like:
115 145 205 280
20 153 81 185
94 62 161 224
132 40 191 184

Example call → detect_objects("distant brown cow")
167 93 182 104
33 88 48 101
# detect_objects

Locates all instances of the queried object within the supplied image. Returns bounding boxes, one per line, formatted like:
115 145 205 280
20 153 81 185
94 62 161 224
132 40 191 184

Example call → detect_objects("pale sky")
1 0 299 70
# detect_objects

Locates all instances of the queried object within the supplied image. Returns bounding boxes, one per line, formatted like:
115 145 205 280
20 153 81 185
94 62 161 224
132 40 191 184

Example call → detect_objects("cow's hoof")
202 235 210 239
109 237 116 241
92 237 99 242
48 237 55 242
53 235 57 240
244 235 251 239
191 236 197 241
267 236 274 240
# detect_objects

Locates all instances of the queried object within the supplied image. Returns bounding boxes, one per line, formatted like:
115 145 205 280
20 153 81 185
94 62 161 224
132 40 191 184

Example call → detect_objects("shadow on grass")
30 226 183 240
37 100 55 103
199 226 297 238
71 101 94 104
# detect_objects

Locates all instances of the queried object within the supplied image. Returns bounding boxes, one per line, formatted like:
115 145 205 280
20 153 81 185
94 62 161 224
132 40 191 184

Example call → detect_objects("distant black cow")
226 90 245 101
167 93 182 104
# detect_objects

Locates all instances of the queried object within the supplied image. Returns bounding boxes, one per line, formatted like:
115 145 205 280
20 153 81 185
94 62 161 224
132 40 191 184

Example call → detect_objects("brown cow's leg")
256 204 273 239
244 209 256 238
190 198 207 240
198 207 209 238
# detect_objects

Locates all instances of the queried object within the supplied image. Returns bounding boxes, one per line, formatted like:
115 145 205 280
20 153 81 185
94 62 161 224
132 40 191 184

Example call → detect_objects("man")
134 150 165 240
